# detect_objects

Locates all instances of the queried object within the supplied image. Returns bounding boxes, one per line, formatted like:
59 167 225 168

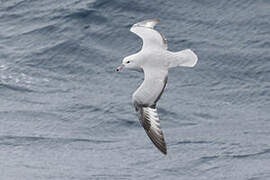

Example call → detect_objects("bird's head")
117 54 142 72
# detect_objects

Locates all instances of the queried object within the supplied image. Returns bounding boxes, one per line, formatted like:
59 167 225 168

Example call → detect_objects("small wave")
200 155 219 161
4 0 28 11
23 40 96 74
60 103 103 113
0 135 115 147
193 112 217 120
20 24 59 37
110 118 139 128
88 0 156 14
231 149 270 159
171 140 212 146
0 83 34 93
64 8 107 24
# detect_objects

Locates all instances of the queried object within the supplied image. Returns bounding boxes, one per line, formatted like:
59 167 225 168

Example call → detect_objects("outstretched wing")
132 68 168 154
130 18 168 50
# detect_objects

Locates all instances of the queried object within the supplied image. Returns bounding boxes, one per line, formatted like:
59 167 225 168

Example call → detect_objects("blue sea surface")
0 0 270 179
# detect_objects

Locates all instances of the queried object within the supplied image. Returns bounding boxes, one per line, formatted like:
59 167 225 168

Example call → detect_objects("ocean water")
0 0 270 179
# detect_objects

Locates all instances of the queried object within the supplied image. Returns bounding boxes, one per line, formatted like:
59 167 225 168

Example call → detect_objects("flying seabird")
117 19 198 154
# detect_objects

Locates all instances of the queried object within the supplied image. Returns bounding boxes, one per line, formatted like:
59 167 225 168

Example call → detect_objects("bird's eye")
127 61 130 64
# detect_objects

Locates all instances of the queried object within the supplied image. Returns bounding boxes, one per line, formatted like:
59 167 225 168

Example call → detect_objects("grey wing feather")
132 18 160 29
134 103 167 154
130 19 168 50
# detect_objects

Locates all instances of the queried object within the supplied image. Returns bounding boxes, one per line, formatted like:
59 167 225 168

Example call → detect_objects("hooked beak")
116 64 125 71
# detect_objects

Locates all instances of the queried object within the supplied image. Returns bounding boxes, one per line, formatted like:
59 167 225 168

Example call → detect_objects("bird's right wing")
132 68 168 154
130 19 168 50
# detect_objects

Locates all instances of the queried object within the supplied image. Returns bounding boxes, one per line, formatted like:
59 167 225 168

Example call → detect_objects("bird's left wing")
130 18 168 50
134 104 167 154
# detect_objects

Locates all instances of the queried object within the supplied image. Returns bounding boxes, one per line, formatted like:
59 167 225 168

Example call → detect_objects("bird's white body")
118 19 198 154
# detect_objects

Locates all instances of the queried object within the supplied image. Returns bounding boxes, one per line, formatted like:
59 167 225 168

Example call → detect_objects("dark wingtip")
160 143 167 155
161 148 167 155
152 137 167 155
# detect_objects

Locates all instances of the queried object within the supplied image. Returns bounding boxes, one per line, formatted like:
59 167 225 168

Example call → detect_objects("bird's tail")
168 49 198 68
